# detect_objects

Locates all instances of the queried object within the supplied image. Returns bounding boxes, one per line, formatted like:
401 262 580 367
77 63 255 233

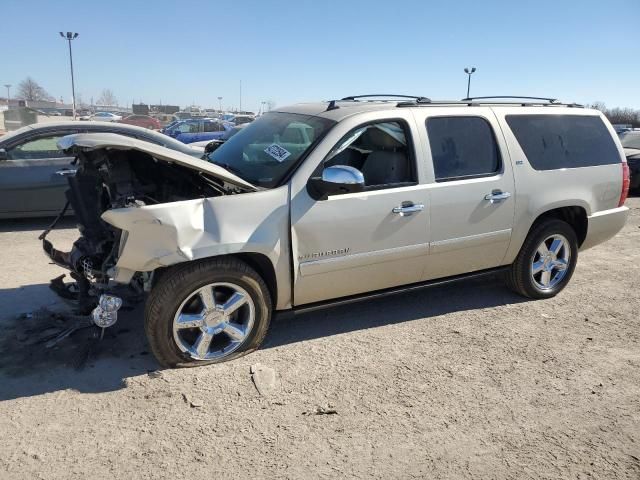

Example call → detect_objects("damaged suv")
43 95 630 367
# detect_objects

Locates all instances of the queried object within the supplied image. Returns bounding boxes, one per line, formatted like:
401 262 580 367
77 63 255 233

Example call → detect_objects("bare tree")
587 101 640 127
75 93 88 109
17 77 53 102
97 89 118 106
265 99 276 112
587 101 607 112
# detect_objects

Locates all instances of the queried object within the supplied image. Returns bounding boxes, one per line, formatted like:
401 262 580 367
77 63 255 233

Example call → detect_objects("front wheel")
145 257 272 368
505 219 578 299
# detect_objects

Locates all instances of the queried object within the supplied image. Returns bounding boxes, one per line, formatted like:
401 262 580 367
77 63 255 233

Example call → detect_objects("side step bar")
279 266 509 318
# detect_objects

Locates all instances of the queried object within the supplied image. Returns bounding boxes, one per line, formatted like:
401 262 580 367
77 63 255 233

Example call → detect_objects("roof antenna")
326 100 339 111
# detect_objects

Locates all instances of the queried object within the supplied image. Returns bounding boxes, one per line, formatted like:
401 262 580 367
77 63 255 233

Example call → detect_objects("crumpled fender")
101 186 292 309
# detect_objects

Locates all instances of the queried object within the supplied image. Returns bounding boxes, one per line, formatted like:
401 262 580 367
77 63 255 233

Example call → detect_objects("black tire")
505 219 578 299
145 257 272 368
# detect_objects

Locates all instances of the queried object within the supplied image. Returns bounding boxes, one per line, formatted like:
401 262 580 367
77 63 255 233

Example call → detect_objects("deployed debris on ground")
1 308 105 373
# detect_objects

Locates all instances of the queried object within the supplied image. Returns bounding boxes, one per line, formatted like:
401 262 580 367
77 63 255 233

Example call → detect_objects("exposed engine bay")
42 138 251 315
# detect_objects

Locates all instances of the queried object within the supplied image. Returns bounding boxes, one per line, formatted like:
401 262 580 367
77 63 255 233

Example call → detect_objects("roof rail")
341 94 431 102
395 97 584 108
461 95 559 103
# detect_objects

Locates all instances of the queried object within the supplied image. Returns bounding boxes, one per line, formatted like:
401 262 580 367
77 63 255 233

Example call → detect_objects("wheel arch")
529 206 588 247
505 203 589 265
151 252 278 308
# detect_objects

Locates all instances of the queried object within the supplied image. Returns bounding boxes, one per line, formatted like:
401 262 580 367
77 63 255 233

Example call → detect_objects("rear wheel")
145 257 272 368
505 219 578 299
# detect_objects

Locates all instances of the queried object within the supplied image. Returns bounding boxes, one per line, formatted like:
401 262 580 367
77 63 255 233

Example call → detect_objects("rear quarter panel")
493 107 625 263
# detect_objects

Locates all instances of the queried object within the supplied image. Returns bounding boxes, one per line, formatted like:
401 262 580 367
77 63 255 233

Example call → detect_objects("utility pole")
464 67 476 99
3 84 10 109
59 32 79 119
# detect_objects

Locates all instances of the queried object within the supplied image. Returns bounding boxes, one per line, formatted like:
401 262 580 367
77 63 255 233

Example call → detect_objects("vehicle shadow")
264 274 526 350
0 275 527 402
0 216 76 233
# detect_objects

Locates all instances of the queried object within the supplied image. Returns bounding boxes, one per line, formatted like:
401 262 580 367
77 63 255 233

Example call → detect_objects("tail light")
619 162 630 207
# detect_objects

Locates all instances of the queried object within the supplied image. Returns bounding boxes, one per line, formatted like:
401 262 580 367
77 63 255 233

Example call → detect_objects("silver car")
42 95 630 367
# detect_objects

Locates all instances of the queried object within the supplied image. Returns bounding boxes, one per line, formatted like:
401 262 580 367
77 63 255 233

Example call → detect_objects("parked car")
118 114 162 130
620 130 640 191
86 112 123 122
42 96 629 368
0 121 205 218
190 123 249 153
227 115 255 125
151 113 179 127
161 118 232 144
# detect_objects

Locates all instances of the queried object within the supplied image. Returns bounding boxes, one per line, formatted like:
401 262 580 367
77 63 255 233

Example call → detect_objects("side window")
324 120 415 189
505 115 620 170
176 122 199 133
203 122 222 132
6 135 71 160
426 117 500 182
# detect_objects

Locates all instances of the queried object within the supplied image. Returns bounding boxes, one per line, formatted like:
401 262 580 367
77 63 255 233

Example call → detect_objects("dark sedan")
0 121 204 219
620 131 640 192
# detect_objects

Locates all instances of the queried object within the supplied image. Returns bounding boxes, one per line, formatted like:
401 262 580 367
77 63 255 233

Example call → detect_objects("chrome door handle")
392 203 424 216
484 191 511 203
55 169 77 177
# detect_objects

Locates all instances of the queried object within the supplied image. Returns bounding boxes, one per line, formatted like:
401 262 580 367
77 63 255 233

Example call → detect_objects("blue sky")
1 0 638 112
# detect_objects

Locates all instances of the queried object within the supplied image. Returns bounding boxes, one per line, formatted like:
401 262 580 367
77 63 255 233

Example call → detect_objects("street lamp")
59 32 79 119
3 84 10 109
464 67 476 99
217 96 223 113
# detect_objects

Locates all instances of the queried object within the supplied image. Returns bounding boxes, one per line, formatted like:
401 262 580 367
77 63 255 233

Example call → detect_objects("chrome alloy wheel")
530 234 571 290
172 282 255 361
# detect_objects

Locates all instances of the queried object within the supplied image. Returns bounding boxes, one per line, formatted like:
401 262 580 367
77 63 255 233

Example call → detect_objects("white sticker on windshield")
264 143 291 162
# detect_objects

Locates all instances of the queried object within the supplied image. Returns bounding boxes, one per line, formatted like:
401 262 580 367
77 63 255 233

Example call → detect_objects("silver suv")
43 95 630 367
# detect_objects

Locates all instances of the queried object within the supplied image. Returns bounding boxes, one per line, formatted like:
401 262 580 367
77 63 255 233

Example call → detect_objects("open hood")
58 133 258 192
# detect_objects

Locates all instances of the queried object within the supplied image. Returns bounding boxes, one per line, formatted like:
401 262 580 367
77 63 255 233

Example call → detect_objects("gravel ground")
0 198 638 480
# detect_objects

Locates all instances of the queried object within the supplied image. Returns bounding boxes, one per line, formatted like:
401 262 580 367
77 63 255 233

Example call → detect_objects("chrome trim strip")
299 242 429 277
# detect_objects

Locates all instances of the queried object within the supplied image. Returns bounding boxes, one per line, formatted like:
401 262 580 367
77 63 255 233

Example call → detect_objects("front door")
290 116 431 306
0 132 77 217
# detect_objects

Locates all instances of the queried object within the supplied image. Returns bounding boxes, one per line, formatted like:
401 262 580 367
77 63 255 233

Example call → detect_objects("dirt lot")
0 198 638 480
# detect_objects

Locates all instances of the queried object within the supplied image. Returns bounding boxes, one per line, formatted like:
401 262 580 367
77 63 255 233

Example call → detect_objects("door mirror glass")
307 165 365 200
0 148 7 161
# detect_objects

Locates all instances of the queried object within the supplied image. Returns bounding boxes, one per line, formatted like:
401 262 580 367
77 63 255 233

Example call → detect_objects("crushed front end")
41 133 252 325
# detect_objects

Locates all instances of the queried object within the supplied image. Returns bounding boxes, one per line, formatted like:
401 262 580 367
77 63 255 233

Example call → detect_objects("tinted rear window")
426 116 501 181
506 115 620 170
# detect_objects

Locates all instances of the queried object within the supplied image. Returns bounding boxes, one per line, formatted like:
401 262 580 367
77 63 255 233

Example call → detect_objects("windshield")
620 132 640 149
208 112 335 188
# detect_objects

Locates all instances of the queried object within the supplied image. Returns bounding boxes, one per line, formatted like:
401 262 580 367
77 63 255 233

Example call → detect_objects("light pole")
464 67 476 99
239 80 242 112
59 32 79 119
217 96 223 113
3 84 10 109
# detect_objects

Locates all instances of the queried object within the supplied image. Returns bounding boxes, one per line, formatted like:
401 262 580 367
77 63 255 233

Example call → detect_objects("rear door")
0 130 78 217
414 107 516 279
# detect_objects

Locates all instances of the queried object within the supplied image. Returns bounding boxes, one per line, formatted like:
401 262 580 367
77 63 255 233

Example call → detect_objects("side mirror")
307 165 365 200
0 149 7 161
